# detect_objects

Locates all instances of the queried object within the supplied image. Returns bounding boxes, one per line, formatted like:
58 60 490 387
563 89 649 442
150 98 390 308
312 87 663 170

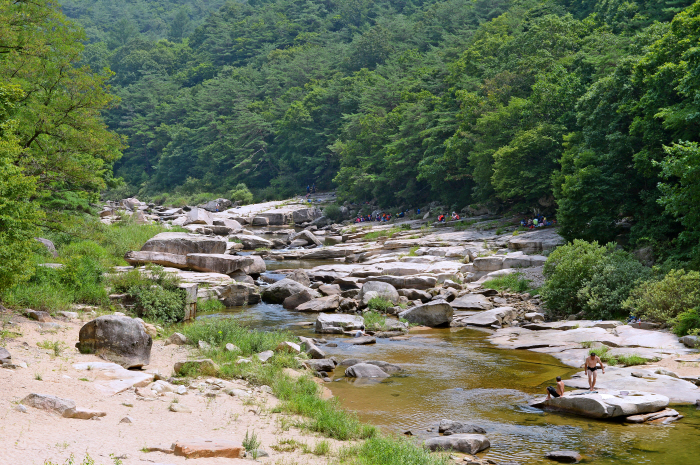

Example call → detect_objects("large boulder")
292 230 322 247
287 269 311 287
217 282 260 307
293 207 322 224
242 255 266 275
185 254 253 275
316 313 364 333
35 238 58 257
200 198 232 212
358 281 399 306
296 295 340 312
141 232 226 255
124 251 188 269
283 289 321 309
472 256 504 272
252 216 269 226
398 301 453 327
425 434 490 454
257 211 288 226
213 218 242 230
261 278 310 304
76 315 152 368
462 306 516 326
450 294 493 311
530 390 669 419
345 363 389 379
183 207 213 226
229 234 273 250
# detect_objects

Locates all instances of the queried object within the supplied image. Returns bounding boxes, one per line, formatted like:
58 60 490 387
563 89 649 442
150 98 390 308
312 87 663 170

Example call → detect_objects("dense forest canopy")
2 0 700 269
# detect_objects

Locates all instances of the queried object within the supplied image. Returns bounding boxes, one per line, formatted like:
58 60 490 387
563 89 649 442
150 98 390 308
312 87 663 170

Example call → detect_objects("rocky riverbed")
5 194 700 464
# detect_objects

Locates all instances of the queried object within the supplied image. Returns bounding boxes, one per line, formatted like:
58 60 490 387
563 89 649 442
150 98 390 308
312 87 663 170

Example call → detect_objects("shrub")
229 183 254 205
367 297 392 312
575 250 653 319
671 307 700 336
323 204 343 222
198 298 225 313
541 240 612 314
109 265 185 323
541 240 651 318
623 269 700 324
363 310 387 330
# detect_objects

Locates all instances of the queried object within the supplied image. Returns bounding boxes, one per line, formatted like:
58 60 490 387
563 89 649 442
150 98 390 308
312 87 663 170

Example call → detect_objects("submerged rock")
345 363 389 378
424 434 490 454
545 450 582 463
438 419 486 435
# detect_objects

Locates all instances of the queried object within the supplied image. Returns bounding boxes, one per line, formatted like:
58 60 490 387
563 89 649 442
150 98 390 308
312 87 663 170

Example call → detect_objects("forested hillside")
3 0 700 268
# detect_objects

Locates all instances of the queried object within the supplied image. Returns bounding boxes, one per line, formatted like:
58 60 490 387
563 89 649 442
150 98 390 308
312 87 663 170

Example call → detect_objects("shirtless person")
585 352 605 391
546 376 565 400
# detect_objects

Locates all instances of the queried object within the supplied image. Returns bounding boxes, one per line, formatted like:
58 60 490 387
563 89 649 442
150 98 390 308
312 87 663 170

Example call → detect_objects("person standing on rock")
546 376 565 400
585 352 605 391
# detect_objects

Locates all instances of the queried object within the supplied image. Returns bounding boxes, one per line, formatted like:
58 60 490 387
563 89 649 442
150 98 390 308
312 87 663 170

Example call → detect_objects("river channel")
201 260 700 464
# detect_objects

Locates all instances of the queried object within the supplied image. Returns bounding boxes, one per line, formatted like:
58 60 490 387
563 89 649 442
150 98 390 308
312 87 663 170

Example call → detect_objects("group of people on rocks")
521 214 554 228
437 212 460 222
355 212 395 222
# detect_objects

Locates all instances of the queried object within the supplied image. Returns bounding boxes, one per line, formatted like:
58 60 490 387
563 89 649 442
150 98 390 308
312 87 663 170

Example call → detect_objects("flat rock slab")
296 295 340 312
450 294 493 310
564 367 700 404
531 389 669 418
73 362 154 396
185 254 253 274
173 439 244 458
424 434 490 454
141 232 226 255
462 306 515 326
124 251 188 269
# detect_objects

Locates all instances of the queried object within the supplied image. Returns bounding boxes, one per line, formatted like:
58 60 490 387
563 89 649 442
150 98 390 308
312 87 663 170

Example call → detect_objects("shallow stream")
198 260 700 464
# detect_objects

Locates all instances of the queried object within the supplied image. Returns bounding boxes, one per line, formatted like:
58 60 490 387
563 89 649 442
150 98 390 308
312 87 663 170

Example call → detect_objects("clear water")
199 303 700 464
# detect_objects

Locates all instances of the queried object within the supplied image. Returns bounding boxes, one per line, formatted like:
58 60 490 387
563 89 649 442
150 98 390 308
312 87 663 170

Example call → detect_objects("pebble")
169 404 192 413
119 416 133 424
14 405 27 413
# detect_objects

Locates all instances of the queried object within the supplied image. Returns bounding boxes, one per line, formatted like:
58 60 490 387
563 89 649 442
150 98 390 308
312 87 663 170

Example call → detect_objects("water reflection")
198 302 700 464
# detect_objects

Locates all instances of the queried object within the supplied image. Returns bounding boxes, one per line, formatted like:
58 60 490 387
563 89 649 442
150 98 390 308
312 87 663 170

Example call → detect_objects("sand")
0 312 342 465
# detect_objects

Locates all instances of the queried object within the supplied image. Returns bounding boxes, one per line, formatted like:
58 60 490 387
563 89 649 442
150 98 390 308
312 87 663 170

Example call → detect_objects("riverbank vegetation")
178 318 448 464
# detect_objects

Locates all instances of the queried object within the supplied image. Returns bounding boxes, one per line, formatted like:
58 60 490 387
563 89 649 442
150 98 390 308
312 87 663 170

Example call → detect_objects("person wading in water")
585 352 605 391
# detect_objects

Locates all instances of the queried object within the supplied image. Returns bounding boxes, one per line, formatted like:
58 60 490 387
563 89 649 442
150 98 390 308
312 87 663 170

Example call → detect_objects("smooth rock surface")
531 389 669 418
358 281 399 305
315 313 365 334
296 295 340 312
463 306 516 326
450 294 493 310
438 419 487 435
345 363 390 378
261 278 309 304
76 315 152 368
185 254 253 274
141 232 226 255
424 434 490 454
398 301 453 327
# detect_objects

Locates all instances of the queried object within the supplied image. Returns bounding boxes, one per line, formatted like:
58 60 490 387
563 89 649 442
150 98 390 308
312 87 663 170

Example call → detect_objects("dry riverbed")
0 313 343 465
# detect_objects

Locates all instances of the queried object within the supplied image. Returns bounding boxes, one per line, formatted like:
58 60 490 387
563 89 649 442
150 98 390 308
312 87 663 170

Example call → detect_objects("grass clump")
37 340 65 357
407 246 419 257
363 310 388 331
243 430 261 458
367 297 393 313
198 298 225 313
483 272 533 293
588 346 647 367
339 436 449 465
363 226 404 241
109 265 186 323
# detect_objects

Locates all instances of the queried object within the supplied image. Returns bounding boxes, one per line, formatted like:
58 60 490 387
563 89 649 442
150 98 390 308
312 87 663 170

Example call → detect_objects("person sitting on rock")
585 352 605 391
546 376 565 400
438 214 445 222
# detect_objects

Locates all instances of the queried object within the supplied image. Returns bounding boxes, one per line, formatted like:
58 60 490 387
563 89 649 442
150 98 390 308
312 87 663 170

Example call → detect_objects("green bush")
229 183 253 205
109 265 185 323
323 204 343 222
623 269 700 324
541 240 651 318
671 307 700 336
198 298 225 313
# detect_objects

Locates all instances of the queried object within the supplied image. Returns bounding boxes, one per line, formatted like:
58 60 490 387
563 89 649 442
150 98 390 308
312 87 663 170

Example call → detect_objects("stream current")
201 260 700 464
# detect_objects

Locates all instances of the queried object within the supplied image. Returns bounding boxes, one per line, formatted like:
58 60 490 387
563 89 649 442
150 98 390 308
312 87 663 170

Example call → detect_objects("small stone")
14 405 27 413
121 403 133 407
256 350 274 362
120 416 133 424
169 403 192 413
226 388 251 398
198 340 211 350
225 343 240 352
251 449 269 458
165 333 188 346
631 372 644 378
